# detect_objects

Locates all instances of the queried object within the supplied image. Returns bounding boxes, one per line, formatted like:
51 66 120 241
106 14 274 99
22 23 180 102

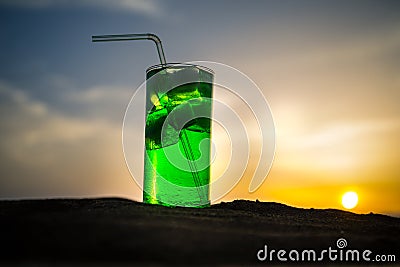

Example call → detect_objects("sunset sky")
0 0 399 216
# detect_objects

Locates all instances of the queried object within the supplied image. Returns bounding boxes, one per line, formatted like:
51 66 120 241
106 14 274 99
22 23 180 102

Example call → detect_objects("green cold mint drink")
143 64 214 207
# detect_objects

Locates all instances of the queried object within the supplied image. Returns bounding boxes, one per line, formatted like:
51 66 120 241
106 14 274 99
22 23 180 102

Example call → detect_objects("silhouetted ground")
0 198 399 266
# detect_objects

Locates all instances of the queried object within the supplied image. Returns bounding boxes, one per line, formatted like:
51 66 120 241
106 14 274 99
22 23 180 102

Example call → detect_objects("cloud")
0 80 140 200
21 72 138 126
0 0 163 16
62 84 138 128
67 85 133 104
294 120 400 149
274 119 400 172
0 81 119 164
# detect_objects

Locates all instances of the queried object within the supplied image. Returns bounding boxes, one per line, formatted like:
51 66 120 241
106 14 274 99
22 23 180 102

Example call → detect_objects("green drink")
143 64 214 207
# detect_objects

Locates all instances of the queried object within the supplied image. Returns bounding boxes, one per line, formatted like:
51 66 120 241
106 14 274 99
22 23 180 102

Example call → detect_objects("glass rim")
146 63 214 75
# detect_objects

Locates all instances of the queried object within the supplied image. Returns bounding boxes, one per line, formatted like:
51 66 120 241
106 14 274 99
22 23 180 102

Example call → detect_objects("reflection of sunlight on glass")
342 191 358 209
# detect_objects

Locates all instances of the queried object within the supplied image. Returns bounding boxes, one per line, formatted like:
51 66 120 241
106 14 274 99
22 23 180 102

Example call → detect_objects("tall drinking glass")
143 64 214 207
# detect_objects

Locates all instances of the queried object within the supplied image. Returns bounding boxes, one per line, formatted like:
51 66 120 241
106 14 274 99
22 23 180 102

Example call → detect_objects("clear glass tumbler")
143 63 214 207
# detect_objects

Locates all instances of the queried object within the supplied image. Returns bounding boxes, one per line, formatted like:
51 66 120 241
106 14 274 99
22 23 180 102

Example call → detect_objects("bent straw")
92 33 166 65
92 33 206 205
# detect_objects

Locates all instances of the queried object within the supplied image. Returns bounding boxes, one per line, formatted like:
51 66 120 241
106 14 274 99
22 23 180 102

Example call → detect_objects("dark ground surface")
0 198 399 266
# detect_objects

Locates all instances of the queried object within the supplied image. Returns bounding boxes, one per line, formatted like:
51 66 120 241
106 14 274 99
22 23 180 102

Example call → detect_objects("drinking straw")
92 33 166 65
92 33 206 204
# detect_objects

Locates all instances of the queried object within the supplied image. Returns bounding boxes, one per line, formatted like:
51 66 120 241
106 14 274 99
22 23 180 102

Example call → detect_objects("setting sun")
342 191 358 209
